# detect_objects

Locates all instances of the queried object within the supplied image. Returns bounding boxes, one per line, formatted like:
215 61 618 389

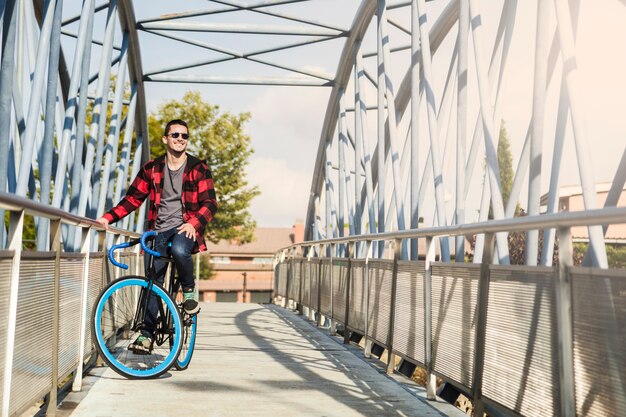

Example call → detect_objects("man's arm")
96 165 151 227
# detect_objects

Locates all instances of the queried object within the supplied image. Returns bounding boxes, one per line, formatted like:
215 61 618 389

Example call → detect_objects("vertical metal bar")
121 133 144 231
424 236 436 399
329 242 336 334
68 0 95 220
376 2 385 258
377 0 407 258
113 84 138 204
410 0 420 261
363 240 372 358
386 238 401 374
471 232 494 416
15 0 57 197
77 0 116 220
316 244 324 327
555 227 575 417
415 0 450 261
37 0 63 251
53 0 93 210
552 0 607 268
354 44 376 240
88 0 118 219
526 0 550 265
353 45 363 247
324 140 333 253
1 210 24 417
343 242 353 344
338 90 347 251
456 0 469 263
46 219 62 417
0 0 18 248
468 0 509 264
98 32 129 217
72 228 92 392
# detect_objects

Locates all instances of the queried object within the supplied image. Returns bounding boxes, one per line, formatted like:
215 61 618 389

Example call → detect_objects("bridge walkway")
57 303 464 417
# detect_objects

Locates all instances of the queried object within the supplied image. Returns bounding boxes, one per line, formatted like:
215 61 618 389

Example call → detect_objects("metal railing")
274 208 626 417
0 192 141 417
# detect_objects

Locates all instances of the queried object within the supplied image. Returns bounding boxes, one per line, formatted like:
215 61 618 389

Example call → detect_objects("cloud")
247 157 312 227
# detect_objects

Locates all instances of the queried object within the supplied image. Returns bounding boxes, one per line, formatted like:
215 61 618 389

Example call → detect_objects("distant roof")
207 227 294 256
540 182 618 205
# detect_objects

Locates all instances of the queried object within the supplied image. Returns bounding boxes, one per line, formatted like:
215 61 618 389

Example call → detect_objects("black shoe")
129 335 153 354
183 299 199 315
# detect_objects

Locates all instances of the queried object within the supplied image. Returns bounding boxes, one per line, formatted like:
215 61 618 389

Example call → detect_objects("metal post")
455 0 469 263
468 0 510 263
424 236 437 399
37 0 63 251
45 220 62 416
415 0 450 261
316 244 324 327
343 242 353 344
555 227 575 417
377 0 407 259
385 238 401 373
364 240 373 358
1 210 24 417
88 0 118 219
242 272 247 303
15 0 57 197
72 227 91 391
471 233 494 416
410 0 420 261
99 33 129 216
338 91 346 249
526 0 550 265
376 2 385 258
0 0 18 248
329 243 336 334
552 0 607 267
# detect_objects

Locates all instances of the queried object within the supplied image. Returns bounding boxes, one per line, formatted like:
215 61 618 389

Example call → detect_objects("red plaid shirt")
103 154 218 252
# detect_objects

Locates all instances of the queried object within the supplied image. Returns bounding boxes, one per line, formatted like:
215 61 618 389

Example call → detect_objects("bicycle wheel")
92 276 183 379
173 312 197 370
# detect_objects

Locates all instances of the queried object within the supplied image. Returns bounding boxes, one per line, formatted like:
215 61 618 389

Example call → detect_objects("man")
96 119 218 353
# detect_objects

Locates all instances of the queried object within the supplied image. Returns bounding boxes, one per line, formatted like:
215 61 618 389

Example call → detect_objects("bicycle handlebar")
107 230 163 270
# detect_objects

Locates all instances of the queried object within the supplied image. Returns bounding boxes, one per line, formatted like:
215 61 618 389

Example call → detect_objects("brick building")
198 221 304 303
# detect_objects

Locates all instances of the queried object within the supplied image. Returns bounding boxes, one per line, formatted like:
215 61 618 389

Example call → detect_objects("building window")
211 256 231 264
252 257 273 264
250 291 272 304
216 291 238 302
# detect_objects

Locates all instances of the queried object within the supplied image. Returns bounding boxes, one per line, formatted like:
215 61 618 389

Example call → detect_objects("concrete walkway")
59 303 465 417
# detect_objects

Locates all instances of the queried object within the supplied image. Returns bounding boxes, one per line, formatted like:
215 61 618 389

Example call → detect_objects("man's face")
162 124 189 154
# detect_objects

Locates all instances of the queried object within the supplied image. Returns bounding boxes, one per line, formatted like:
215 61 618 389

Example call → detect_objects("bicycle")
91 230 198 379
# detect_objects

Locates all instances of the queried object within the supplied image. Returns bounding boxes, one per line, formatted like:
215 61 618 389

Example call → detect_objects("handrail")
0 191 140 238
281 206 626 250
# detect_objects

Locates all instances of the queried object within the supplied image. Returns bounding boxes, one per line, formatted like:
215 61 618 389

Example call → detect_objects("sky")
131 1 361 228
60 1 626 228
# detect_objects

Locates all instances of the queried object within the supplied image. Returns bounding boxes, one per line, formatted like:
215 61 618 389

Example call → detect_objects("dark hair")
164 119 188 136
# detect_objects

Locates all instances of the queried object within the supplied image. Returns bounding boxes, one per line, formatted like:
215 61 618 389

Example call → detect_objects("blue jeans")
142 227 196 336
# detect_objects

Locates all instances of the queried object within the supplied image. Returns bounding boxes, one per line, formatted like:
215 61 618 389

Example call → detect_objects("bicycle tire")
92 275 183 379
173 313 197 370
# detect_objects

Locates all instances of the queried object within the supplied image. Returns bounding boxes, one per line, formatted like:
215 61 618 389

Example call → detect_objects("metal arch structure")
305 0 626 268
0 0 353 252
0 1 624 256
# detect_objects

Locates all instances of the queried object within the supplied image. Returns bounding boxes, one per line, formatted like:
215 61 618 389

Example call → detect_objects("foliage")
573 242 626 268
4 213 36 250
197 253 214 280
147 91 260 244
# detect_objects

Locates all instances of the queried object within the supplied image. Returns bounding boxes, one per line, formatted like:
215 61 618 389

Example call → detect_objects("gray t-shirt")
156 160 187 232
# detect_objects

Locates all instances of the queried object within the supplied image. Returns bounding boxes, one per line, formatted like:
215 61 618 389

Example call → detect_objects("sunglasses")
168 132 189 140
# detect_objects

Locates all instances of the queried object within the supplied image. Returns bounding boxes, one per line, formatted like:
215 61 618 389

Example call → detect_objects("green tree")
148 90 259 244
498 122 515 211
